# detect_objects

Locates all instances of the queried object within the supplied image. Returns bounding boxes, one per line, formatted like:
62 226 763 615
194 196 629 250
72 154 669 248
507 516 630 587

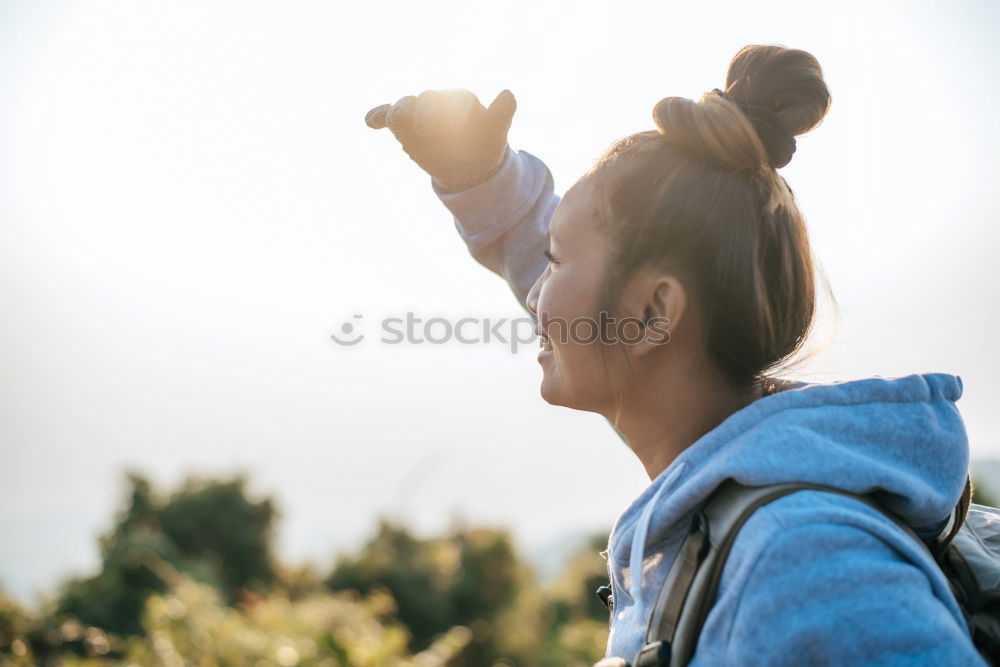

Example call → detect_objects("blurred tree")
325 518 527 664
533 532 612 665
0 590 34 663
156 473 277 602
543 533 613 624
3 470 615 666
55 471 277 638
327 520 453 647
275 561 327 602
120 576 443 666
56 528 176 636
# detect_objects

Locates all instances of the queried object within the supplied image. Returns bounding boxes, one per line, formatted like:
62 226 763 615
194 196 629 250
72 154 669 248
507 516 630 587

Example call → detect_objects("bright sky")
1 0 998 605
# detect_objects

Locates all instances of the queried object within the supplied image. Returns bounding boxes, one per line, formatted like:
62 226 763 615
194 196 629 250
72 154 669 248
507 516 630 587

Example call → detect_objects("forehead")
550 176 598 243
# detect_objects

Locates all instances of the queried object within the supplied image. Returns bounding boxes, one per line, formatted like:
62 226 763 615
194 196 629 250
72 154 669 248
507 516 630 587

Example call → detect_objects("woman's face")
526 175 623 412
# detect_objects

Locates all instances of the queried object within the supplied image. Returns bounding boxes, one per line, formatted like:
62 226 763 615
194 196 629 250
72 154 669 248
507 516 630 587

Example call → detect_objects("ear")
617 270 686 358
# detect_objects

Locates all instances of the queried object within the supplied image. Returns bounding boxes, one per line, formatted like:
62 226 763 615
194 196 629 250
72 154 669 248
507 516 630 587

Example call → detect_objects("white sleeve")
431 145 558 320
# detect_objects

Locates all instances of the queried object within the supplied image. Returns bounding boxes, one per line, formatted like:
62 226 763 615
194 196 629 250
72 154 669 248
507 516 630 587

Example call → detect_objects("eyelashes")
544 249 559 265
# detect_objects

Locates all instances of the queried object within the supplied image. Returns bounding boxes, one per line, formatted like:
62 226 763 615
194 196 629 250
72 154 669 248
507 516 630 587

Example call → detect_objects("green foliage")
520 533 612 666
325 519 527 664
15 465 1000 665
119 577 463 666
3 577 474 666
1 471 614 666
325 521 611 666
55 471 278 637
547 534 614 625
0 592 34 663
56 527 175 636
155 473 277 601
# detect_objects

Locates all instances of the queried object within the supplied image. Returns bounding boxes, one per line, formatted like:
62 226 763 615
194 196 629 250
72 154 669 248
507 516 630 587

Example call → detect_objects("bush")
1 471 613 666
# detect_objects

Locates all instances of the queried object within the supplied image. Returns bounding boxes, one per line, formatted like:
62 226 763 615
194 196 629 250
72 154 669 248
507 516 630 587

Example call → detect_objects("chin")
539 376 569 407
539 380 561 406
540 377 595 412
538 380 606 414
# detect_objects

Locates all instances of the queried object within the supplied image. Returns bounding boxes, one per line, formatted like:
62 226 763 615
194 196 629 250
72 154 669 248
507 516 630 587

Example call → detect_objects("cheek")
537 268 598 324
539 275 614 386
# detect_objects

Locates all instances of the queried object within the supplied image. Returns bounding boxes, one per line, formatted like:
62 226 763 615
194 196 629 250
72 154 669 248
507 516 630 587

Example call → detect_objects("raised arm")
366 89 628 445
366 88 554 319
431 145 557 317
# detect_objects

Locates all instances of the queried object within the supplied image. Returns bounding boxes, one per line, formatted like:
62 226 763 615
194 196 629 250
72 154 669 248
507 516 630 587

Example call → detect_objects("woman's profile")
366 45 984 665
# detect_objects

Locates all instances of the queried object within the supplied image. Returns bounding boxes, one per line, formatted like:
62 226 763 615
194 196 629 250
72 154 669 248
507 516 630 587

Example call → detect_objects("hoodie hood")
609 372 969 619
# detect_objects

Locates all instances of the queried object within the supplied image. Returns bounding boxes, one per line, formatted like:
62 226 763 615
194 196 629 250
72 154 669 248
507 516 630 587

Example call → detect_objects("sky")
1 0 998 606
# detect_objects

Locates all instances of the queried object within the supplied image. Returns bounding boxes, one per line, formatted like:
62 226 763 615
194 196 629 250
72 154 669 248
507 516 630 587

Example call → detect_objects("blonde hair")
588 45 834 407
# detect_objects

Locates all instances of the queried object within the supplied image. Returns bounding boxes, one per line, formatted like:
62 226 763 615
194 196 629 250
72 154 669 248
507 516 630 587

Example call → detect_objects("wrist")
432 144 511 194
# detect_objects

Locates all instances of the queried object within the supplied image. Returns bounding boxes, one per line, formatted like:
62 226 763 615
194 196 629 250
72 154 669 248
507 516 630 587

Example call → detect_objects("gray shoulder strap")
634 479 926 667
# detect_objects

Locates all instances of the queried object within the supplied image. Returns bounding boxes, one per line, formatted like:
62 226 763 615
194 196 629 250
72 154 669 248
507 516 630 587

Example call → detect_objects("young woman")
366 45 982 665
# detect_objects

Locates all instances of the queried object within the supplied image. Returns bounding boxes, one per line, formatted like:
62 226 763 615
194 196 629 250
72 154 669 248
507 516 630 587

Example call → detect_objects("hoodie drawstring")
628 461 688 617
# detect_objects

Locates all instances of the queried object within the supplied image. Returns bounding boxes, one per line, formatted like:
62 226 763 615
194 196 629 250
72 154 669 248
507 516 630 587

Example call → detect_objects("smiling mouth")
538 328 553 351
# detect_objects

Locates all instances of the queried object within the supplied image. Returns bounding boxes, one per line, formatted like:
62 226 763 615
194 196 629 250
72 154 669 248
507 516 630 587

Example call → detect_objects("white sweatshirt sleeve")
431 145 558 321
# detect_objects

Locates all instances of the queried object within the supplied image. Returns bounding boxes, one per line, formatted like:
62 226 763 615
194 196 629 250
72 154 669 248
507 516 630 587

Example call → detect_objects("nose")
526 270 543 316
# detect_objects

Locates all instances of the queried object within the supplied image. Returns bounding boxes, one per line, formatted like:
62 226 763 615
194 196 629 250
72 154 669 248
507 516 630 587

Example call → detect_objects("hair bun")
653 93 772 174
720 45 831 168
652 46 829 173
711 88 797 168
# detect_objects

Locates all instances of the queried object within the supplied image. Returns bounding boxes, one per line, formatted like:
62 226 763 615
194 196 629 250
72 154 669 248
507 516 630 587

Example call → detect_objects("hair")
586 45 835 418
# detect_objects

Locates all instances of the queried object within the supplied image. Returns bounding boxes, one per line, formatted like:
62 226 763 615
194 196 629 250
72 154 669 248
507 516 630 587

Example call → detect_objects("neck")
608 362 763 481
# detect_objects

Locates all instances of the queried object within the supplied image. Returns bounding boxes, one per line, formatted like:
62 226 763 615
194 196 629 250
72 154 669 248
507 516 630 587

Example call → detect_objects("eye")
544 249 559 265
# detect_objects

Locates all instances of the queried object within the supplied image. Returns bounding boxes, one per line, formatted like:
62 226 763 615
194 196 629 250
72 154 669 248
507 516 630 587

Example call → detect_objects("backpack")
593 475 1000 667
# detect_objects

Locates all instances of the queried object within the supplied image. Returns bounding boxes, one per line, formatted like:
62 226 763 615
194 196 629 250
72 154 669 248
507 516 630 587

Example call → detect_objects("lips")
538 326 553 351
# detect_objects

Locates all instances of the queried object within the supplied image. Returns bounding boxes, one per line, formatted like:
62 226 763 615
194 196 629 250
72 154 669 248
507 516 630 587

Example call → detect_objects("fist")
366 89 517 193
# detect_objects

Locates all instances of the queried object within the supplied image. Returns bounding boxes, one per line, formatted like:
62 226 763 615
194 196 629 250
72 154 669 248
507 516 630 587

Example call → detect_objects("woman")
366 45 982 665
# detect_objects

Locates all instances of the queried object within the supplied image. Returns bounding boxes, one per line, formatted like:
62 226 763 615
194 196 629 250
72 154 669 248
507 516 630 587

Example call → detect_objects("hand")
365 88 517 193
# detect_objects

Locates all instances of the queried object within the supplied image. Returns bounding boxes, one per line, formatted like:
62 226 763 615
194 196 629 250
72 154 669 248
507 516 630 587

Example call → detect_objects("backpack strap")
631 479 931 667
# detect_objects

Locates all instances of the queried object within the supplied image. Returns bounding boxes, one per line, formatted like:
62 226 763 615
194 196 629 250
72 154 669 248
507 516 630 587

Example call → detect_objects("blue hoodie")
432 147 983 665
